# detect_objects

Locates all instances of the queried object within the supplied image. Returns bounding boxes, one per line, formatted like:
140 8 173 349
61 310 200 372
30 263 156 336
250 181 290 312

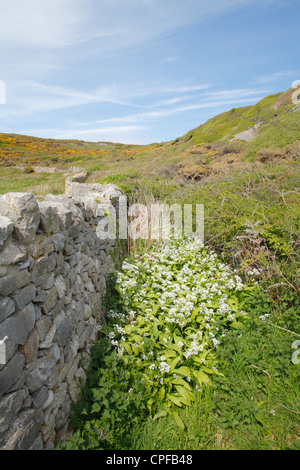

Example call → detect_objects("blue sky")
0 0 299 144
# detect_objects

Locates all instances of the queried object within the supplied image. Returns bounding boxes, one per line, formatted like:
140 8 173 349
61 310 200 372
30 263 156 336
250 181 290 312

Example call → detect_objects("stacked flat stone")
0 182 123 450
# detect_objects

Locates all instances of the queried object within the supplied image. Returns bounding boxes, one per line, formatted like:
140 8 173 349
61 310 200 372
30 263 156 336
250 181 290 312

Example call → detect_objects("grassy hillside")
1 86 299 309
1 86 299 450
1 87 299 196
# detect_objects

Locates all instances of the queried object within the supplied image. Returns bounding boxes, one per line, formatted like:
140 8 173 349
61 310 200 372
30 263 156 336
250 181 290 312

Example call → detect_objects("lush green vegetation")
246 112 300 160
58 241 299 450
0 86 299 450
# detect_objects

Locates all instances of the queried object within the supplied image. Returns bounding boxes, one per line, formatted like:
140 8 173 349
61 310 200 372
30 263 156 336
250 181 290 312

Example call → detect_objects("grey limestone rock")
38 202 60 234
0 408 43 450
0 216 14 250
0 352 25 398
14 283 36 310
31 386 49 408
0 268 31 297
0 193 40 244
25 345 61 393
0 297 15 322
0 389 26 434
0 302 36 346
0 242 27 266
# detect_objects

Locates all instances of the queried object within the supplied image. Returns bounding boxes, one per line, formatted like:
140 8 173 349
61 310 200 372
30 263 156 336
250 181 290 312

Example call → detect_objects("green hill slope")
176 87 299 147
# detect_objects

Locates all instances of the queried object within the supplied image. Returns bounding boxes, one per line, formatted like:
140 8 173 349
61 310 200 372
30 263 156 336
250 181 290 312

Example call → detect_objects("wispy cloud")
254 71 296 85
22 125 148 145
1 81 212 117
17 85 269 144
162 57 178 63
0 0 281 51
46 87 269 135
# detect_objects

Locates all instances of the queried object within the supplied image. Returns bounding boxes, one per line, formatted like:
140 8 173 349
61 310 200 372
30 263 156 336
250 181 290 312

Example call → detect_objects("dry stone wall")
0 179 123 450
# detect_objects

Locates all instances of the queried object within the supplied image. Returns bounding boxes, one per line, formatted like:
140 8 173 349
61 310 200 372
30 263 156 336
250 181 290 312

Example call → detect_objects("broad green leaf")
191 307 200 322
91 402 101 413
228 297 239 313
131 344 139 355
255 416 265 426
158 386 166 401
152 324 159 338
122 342 132 355
174 386 195 406
172 343 184 354
167 393 183 407
153 410 168 421
131 333 143 344
161 351 177 359
124 324 134 334
146 292 159 299
173 334 184 345
192 351 210 365
201 366 224 377
172 378 192 391
170 356 182 370
193 370 212 386
209 302 220 309
147 398 155 411
196 315 204 323
173 366 191 377
172 411 185 431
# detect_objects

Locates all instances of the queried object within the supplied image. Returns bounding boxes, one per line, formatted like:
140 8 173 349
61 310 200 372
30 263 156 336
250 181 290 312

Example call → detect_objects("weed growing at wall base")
58 236 260 450
105 237 253 409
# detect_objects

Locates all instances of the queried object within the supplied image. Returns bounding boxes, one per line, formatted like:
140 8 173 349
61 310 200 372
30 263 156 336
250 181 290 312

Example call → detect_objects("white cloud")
202 88 271 100
22 125 148 144
254 71 296 85
0 0 86 47
1 81 212 117
62 88 270 127
0 0 281 51
162 57 178 63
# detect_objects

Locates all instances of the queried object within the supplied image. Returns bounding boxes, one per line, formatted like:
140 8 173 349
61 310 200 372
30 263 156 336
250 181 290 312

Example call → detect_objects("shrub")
24 165 34 173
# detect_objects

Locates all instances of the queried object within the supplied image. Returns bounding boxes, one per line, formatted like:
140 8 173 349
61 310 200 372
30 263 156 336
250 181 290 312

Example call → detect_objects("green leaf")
131 344 139 355
170 356 182 370
172 410 185 431
193 370 213 386
255 416 265 426
158 386 166 401
172 366 191 377
191 307 200 322
122 342 132 355
131 333 143 344
147 398 155 412
153 410 168 421
152 324 159 339
196 315 204 323
257 401 266 407
91 402 101 414
167 394 184 407
174 386 195 406
173 334 184 345
201 366 224 377
171 377 192 391
228 297 239 313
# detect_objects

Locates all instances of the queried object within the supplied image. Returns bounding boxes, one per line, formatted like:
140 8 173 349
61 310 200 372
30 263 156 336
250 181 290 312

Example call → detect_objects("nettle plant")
101 237 256 409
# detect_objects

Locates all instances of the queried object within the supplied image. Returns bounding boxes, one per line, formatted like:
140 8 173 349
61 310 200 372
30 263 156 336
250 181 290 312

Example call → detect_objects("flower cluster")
103 237 251 406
